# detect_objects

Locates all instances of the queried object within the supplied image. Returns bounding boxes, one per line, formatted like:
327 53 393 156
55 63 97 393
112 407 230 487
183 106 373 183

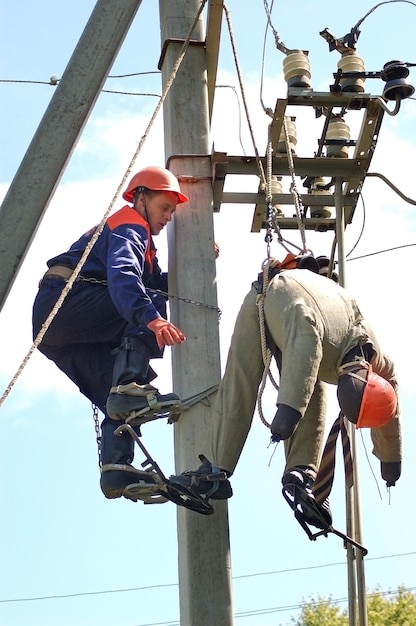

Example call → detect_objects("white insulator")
259 175 283 216
309 177 332 218
337 51 365 93
283 50 311 88
277 117 297 154
326 117 350 158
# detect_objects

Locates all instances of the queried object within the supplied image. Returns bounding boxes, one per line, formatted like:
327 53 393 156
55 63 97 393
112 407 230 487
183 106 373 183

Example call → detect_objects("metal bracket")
282 484 368 556
114 423 214 515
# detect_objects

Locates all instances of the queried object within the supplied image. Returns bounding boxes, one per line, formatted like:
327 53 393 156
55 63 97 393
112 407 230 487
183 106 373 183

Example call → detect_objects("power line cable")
346 191 367 259
352 0 416 35
0 78 161 98
367 172 416 205
347 243 416 261
215 84 246 154
1 551 414 604
132 586 416 625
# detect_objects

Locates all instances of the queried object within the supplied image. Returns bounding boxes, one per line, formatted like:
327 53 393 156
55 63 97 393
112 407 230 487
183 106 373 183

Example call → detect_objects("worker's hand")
381 460 401 487
147 318 186 350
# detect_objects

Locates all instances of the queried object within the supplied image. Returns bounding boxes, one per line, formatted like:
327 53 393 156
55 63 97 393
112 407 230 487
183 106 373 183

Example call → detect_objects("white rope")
282 117 308 253
255 259 280 429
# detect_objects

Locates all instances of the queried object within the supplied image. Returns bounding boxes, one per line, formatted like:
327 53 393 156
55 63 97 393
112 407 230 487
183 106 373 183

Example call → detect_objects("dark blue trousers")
32 278 162 417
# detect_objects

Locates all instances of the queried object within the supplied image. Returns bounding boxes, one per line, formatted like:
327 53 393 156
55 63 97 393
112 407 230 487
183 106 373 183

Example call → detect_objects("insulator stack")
381 60 415 100
276 117 297 154
308 177 332 218
326 116 350 158
337 51 365 93
283 50 311 88
259 175 284 217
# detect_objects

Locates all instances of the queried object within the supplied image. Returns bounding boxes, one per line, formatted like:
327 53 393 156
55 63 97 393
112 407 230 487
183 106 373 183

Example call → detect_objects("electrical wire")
347 242 416 262
352 0 416 37
132 585 416 623
215 84 247 154
0 78 162 98
262 0 288 53
346 191 366 259
259 0 276 117
345 166 416 259
2 552 415 604
367 171 416 205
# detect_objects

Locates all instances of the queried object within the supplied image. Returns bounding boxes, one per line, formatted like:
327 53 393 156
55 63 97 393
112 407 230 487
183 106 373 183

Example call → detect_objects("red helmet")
337 362 397 428
122 166 189 204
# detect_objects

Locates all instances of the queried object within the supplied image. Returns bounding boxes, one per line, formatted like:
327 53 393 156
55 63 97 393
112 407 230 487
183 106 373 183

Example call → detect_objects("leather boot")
99 418 156 499
106 337 180 421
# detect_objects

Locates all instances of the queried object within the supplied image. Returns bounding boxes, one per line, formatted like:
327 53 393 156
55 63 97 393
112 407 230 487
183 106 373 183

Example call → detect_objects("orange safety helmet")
122 166 189 204
337 362 397 428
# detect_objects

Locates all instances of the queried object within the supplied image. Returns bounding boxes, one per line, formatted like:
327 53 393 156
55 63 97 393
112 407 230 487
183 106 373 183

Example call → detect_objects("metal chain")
264 139 274 259
76 278 222 319
92 403 102 470
149 288 222 320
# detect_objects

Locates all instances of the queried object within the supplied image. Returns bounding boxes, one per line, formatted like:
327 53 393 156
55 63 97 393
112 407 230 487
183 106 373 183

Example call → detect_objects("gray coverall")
203 268 401 475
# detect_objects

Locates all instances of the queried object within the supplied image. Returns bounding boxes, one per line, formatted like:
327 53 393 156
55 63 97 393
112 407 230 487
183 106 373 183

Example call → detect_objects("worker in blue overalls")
33 167 187 500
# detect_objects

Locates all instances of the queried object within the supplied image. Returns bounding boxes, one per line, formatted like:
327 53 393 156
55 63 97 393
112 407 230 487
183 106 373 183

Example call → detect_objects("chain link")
77 278 222 319
78 276 108 286
92 403 102 470
149 289 222 320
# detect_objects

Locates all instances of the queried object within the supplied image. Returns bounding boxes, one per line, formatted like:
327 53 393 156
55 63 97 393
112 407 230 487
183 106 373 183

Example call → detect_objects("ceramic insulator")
337 51 365 93
283 51 311 88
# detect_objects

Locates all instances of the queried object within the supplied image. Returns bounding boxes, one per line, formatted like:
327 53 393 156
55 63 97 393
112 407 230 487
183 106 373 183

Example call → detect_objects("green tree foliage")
290 595 347 626
291 587 416 626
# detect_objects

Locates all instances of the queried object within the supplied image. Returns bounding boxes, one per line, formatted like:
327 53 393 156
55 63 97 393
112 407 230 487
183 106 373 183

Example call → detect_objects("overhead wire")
262 0 288 54
346 190 367 259
2 552 414 603
0 77 162 98
367 171 416 205
345 169 416 258
215 84 247 154
132 584 416 623
351 0 416 36
222 4 267 189
259 0 275 117
347 242 416 262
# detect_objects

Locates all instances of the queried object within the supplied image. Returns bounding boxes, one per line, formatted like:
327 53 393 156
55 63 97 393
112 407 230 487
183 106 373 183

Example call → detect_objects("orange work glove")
147 318 186 350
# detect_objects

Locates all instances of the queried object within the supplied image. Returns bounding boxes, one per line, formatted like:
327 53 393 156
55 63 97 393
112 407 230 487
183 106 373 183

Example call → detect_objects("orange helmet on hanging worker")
123 166 189 204
337 361 397 428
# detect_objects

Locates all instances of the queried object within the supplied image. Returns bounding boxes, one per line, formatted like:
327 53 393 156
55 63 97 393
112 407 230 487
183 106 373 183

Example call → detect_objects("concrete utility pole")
0 0 143 312
158 2 234 625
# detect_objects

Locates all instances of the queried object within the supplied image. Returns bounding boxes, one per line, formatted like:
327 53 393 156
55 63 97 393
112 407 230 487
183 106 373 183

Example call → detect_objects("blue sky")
1 1 415 625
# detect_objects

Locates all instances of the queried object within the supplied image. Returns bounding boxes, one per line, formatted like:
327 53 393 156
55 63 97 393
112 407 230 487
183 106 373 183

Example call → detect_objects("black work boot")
106 337 181 422
99 418 157 499
282 465 332 529
169 455 233 500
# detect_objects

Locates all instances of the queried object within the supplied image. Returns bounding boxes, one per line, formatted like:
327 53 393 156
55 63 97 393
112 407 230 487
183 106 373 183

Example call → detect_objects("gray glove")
381 461 401 487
